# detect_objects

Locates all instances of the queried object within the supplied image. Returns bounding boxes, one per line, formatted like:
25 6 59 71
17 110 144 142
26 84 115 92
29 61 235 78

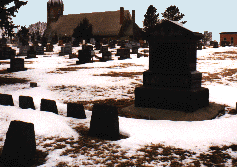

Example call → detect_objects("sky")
5 0 237 43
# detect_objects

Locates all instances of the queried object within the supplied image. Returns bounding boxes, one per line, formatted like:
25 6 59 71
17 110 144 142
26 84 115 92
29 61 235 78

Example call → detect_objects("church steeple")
47 0 64 28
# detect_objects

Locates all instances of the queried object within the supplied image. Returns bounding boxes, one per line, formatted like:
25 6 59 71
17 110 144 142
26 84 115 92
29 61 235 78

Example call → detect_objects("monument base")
135 86 209 112
120 103 225 121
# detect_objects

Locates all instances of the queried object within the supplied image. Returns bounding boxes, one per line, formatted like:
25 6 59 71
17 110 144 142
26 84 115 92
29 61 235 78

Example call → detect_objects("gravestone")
99 46 108 53
143 42 149 48
0 94 14 106
132 46 138 54
0 38 16 59
19 96 35 110
46 43 53 52
76 49 93 64
95 42 102 50
0 45 16 60
0 120 36 167
101 51 112 61
59 43 72 56
19 46 30 56
82 44 93 51
26 46 37 59
77 44 94 64
67 103 86 119
135 20 209 112
7 58 27 72
116 48 130 60
213 42 218 48
125 43 132 49
108 41 116 48
30 82 37 87
40 99 58 114
36 45 44 55
88 104 119 140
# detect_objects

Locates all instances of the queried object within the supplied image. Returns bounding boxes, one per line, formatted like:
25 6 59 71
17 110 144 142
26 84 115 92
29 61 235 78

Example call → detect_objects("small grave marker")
89 104 119 140
67 103 86 119
30 82 37 87
116 48 130 60
7 58 27 72
40 99 58 114
46 43 54 52
26 46 37 59
19 96 35 110
0 94 14 106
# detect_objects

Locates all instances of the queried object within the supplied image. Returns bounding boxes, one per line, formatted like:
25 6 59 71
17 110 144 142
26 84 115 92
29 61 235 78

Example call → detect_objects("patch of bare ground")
0 76 29 85
53 124 237 167
48 63 144 73
93 71 143 78
202 68 237 83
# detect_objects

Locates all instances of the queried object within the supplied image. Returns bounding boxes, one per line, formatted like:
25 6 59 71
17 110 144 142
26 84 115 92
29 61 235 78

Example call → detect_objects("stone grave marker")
143 42 149 48
59 43 72 56
30 82 37 87
101 51 112 61
135 19 209 112
36 45 44 55
46 43 54 52
0 45 16 60
26 46 37 59
213 42 218 48
77 44 94 64
7 58 27 72
95 42 102 50
19 46 30 56
40 99 58 114
67 103 86 119
19 96 35 110
132 46 138 54
108 40 116 48
0 94 14 106
77 49 92 64
99 45 108 53
116 48 130 60
0 120 36 167
89 104 119 140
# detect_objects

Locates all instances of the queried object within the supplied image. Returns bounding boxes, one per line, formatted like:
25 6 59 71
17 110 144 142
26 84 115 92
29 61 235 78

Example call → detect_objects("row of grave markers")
0 93 120 139
0 93 120 166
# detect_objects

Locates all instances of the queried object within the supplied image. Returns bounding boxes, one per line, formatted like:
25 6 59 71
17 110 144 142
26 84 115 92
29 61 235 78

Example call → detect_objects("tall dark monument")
47 0 64 29
135 20 209 112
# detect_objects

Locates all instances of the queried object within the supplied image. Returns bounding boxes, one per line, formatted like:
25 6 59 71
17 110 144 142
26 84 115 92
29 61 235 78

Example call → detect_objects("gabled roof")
150 19 203 40
46 10 133 37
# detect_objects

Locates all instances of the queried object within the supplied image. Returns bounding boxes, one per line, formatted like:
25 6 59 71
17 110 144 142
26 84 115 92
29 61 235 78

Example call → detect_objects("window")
231 37 234 45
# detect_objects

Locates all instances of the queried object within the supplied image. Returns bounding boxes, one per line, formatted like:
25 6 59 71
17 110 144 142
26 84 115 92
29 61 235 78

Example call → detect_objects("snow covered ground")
0 44 237 166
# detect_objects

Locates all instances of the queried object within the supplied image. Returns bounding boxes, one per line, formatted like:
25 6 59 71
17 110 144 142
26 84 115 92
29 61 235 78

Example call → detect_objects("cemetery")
0 35 237 166
1 0 237 166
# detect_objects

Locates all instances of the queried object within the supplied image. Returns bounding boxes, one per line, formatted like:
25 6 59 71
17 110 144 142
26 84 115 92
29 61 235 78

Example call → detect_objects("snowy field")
0 44 237 166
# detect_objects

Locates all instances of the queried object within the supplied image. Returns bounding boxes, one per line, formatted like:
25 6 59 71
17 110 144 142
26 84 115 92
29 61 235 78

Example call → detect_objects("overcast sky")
6 0 237 42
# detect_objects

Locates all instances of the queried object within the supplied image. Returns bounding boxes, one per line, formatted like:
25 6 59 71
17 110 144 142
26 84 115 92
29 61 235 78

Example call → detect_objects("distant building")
44 0 142 42
219 32 237 46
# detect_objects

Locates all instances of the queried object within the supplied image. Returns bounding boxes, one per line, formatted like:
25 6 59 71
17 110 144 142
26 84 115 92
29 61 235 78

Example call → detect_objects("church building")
44 0 142 42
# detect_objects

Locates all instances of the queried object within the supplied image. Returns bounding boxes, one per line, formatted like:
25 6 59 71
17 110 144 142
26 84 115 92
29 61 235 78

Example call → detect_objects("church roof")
46 10 135 38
